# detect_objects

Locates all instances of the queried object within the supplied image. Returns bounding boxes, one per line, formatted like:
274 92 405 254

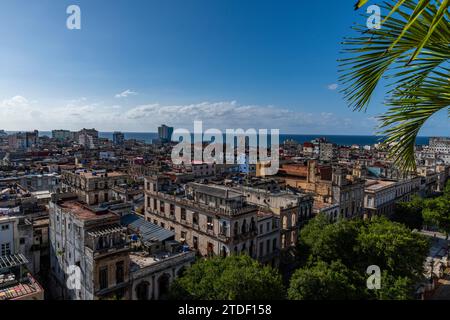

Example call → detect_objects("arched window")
233 222 239 236
282 216 288 229
250 217 256 232
158 273 171 300
136 281 150 300
221 221 228 235
241 220 247 234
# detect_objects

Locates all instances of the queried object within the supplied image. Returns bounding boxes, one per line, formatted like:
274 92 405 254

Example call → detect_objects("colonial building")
60 169 128 205
144 176 264 260
0 253 44 300
364 177 421 218
48 192 194 300
122 214 195 300
49 193 130 300
237 186 313 250
279 161 365 219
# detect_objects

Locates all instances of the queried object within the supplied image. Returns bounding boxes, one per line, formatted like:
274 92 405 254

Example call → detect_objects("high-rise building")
52 130 72 142
77 128 99 149
7 130 39 149
113 131 125 145
157 125 174 143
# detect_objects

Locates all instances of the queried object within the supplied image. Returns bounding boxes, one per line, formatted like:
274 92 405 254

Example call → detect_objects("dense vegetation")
169 255 285 300
288 215 429 300
169 181 450 300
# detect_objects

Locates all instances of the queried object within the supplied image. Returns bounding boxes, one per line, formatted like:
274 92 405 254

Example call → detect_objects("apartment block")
61 169 128 205
144 176 265 260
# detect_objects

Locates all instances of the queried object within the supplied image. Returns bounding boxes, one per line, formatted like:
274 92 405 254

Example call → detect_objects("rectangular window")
272 238 277 251
193 212 199 225
193 236 198 250
116 261 124 284
266 239 270 253
160 201 165 213
207 242 214 257
259 242 264 256
1 243 11 256
99 267 108 290
181 208 186 221
1 224 9 231
207 216 213 230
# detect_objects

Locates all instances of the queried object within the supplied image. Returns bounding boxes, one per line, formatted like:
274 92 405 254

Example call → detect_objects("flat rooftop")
129 250 187 270
365 179 395 191
58 200 117 221
77 171 126 179
189 182 242 199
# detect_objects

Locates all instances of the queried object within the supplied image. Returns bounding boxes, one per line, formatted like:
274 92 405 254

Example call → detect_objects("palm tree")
340 0 449 171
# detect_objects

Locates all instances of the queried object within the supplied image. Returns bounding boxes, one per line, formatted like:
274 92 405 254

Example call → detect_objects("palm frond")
342 0 450 171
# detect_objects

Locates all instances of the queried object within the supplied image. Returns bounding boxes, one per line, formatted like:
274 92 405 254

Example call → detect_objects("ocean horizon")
22 131 432 147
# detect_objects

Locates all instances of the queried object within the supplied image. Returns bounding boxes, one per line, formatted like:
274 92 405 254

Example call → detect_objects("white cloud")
0 97 361 134
115 89 138 98
327 83 339 91
1 95 30 107
124 101 348 133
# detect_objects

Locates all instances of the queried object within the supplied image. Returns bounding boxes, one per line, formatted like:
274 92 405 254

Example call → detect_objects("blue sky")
0 0 447 135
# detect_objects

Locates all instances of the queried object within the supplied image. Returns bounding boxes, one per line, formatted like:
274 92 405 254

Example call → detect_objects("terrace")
0 254 44 300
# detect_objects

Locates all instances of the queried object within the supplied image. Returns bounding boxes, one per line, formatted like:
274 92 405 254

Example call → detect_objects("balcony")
85 243 130 259
217 233 231 243
235 230 258 241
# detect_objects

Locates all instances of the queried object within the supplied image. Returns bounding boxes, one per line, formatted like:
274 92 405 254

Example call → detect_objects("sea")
33 131 431 146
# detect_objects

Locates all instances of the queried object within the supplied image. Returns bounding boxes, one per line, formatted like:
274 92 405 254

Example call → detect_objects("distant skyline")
0 1 448 135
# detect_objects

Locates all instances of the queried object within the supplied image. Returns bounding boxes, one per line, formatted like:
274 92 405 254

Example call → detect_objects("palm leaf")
342 0 450 171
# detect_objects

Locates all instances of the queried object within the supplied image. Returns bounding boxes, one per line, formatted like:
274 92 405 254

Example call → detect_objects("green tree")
293 215 430 299
422 180 450 237
356 217 429 280
422 196 450 239
299 214 362 266
342 0 450 171
288 260 364 300
372 271 416 300
169 255 285 300
390 196 424 230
